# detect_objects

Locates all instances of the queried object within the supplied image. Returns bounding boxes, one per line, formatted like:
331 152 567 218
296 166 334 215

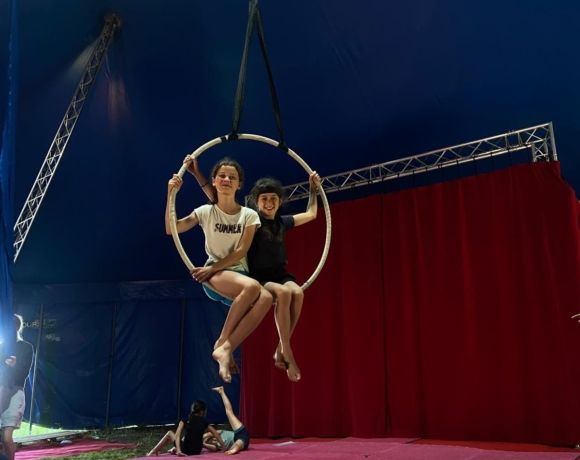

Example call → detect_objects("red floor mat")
370 444 578 460
128 437 414 459
412 439 578 453
128 438 580 460
15 438 136 459
250 437 341 444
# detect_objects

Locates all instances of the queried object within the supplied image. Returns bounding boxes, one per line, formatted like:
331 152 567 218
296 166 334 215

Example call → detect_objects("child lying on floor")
202 386 250 455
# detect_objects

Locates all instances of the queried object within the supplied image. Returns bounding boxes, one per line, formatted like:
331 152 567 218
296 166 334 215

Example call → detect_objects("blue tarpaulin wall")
14 281 241 427
0 0 17 357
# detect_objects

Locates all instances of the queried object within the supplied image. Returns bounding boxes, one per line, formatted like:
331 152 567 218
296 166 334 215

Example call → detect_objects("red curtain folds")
240 162 580 445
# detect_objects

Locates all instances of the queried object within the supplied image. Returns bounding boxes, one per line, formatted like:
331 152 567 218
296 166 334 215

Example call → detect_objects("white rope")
168 133 332 298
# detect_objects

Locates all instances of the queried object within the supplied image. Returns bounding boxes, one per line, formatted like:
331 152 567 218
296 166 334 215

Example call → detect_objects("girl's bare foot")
273 343 286 370
212 386 224 394
281 345 301 382
286 359 301 382
225 442 243 455
212 344 232 383
216 342 239 374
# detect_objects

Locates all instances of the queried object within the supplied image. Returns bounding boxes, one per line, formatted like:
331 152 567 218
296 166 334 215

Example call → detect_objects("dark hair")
248 177 285 210
210 157 244 184
14 314 23 341
188 400 206 423
207 157 245 205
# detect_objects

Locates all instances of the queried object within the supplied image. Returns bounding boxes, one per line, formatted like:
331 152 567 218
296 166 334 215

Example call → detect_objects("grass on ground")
35 426 169 460
16 422 66 438
20 423 231 460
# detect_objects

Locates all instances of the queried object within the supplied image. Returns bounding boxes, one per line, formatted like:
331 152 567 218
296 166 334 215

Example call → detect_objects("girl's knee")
259 289 274 306
241 278 261 298
275 286 292 304
290 286 304 301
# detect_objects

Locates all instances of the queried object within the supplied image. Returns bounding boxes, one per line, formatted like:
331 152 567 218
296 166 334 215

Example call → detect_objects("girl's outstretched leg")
212 386 242 431
146 430 176 456
213 387 247 455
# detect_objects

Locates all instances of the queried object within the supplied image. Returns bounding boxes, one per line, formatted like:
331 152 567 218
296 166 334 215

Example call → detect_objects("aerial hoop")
168 133 332 297
169 1 330 299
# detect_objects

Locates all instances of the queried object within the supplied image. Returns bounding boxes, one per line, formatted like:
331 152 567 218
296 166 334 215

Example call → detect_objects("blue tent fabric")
13 281 239 428
11 0 580 286
13 279 205 305
181 297 242 425
0 0 17 356
108 300 182 427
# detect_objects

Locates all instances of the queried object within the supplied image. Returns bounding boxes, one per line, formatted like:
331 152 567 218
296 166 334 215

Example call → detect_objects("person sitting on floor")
147 400 225 457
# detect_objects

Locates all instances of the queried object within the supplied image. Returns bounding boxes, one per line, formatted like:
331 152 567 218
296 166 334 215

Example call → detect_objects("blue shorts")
202 262 249 307
233 424 250 449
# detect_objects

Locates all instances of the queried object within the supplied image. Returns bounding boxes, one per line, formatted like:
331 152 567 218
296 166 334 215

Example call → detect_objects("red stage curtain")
240 162 580 445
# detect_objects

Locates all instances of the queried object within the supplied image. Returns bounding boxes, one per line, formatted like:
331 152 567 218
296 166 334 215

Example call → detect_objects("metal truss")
14 14 120 262
279 122 557 203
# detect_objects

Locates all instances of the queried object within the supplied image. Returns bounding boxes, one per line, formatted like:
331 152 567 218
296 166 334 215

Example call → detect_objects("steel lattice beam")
14 14 120 262
275 123 557 203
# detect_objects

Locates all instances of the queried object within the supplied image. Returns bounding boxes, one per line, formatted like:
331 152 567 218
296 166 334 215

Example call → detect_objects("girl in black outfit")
147 401 225 456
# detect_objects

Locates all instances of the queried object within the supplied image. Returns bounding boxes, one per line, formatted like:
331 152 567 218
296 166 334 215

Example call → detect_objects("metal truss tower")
13 14 120 262
276 123 557 203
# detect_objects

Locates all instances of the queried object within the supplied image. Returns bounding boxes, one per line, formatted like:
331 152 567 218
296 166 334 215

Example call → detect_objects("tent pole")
177 299 186 423
105 302 117 427
28 303 44 434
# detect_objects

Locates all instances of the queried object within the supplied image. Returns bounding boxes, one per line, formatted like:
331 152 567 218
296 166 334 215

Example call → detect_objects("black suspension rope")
228 0 288 151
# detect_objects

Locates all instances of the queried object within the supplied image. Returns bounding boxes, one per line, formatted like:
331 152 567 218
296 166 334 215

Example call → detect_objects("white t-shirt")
193 204 261 272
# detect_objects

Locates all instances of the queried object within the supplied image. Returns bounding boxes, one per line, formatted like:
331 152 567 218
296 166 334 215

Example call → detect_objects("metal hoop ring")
168 133 332 296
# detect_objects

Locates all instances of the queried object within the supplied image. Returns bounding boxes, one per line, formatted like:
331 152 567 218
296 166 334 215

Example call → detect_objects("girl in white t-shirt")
165 157 273 384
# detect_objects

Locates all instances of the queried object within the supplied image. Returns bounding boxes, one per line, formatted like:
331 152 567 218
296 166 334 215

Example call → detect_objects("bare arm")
210 224 258 272
174 421 185 455
165 175 200 235
293 172 320 227
190 223 259 282
203 442 219 452
207 425 226 451
186 155 217 202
